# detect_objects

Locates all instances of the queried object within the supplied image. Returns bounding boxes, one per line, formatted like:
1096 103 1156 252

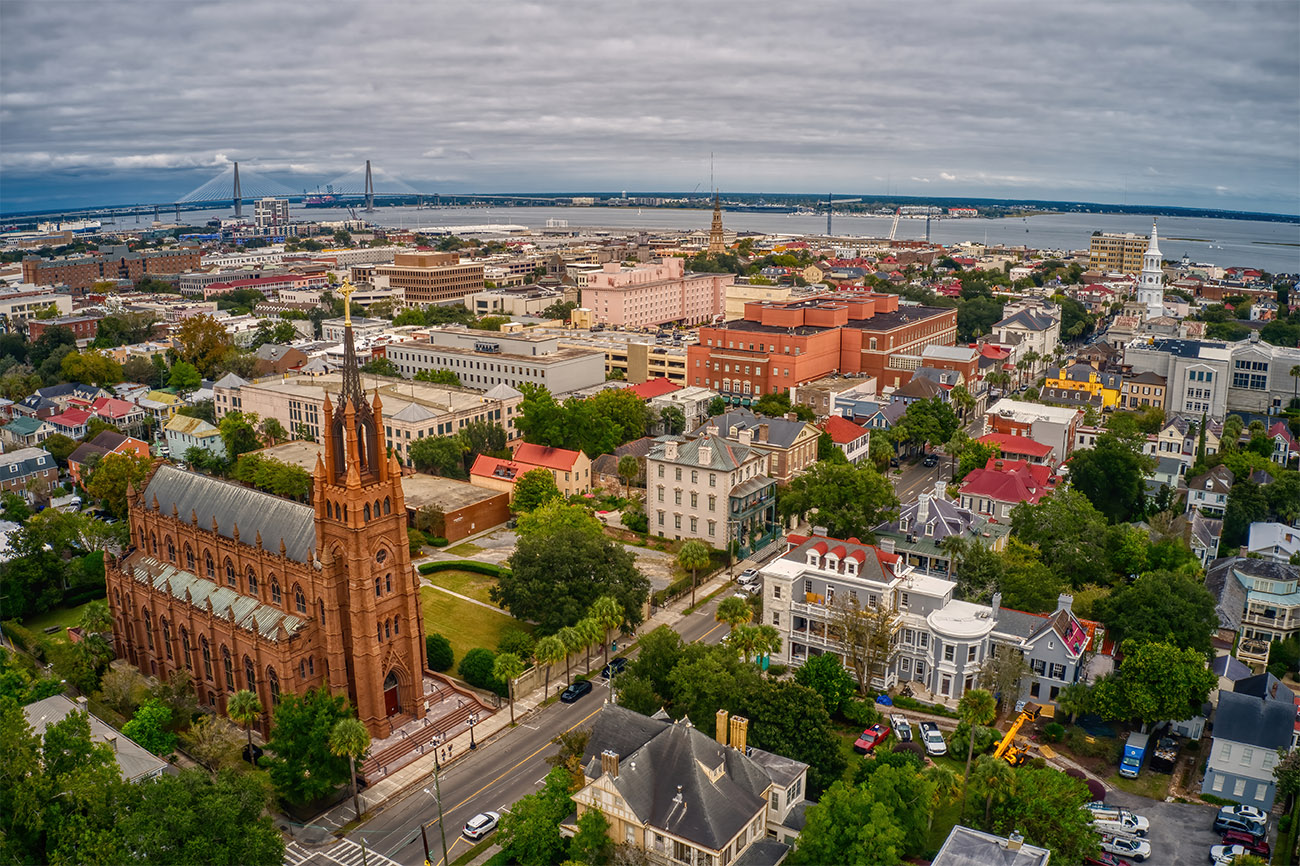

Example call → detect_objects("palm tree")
493 652 525 724
577 617 602 674
1055 682 1092 725
715 596 753 630
78 600 113 635
727 625 760 663
957 688 998 820
556 626 581 687
923 765 961 833
226 689 263 762
329 717 371 821
1291 364 1300 403
970 753 1016 828
617 455 640 499
677 540 712 607
589 596 624 674
533 635 565 697
950 385 975 422
753 625 782 665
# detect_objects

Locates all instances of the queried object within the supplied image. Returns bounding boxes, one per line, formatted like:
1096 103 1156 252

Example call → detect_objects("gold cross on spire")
339 279 356 326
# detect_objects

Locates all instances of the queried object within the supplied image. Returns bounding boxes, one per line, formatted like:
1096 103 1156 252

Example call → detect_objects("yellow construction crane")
993 702 1042 766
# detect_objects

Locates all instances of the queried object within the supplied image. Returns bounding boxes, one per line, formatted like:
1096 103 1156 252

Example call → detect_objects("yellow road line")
694 621 724 644
424 705 604 866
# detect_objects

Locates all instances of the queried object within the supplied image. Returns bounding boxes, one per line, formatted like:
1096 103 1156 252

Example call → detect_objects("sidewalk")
299 568 738 841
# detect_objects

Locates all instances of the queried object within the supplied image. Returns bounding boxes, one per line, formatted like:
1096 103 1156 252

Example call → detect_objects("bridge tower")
233 162 243 218
365 160 374 213
826 193 832 236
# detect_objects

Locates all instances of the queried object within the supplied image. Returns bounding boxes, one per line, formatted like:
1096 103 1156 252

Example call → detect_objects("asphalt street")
348 592 731 866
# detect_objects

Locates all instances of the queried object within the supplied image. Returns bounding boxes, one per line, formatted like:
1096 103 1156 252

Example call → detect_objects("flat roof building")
372 252 484 306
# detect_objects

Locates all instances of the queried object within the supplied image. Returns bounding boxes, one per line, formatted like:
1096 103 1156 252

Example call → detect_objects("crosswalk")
285 838 405 866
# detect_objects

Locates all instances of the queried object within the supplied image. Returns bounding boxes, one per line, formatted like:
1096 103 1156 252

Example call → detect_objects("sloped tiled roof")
124 555 308 642
513 441 582 471
976 432 1053 458
625 378 682 400
694 408 810 450
142 465 315 563
822 414 868 445
893 376 945 400
212 373 249 389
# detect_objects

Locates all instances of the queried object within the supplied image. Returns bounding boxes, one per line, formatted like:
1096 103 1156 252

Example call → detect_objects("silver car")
463 811 500 840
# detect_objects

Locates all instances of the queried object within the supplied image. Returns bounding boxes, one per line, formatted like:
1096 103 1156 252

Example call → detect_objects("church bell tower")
315 282 426 734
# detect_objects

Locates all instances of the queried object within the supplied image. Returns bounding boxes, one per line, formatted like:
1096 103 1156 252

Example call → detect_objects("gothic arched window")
160 617 172 660
222 645 234 691
201 636 213 681
271 578 281 605
364 504 371 522
166 536 175 563
143 610 154 650
247 568 258 596
185 544 195 571
205 551 214 579
180 627 193 671
267 666 281 706
294 585 306 614
383 497 391 515
224 558 236 588
393 615 400 635
318 599 326 626
244 656 256 690
377 622 383 642
150 532 157 555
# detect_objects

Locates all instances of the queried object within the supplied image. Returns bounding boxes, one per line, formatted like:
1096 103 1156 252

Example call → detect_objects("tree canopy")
1090 640 1218 726
1091 569 1219 656
1069 433 1152 523
778 460 899 542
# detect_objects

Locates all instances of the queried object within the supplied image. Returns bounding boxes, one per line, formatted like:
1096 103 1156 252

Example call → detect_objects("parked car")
600 657 627 679
922 453 939 467
1213 809 1266 838
889 457 900 468
1083 854 1126 866
1218 830 1269 858
560 680 593 703
1084 803 1149 837
919 722 947 756
1211 844 1256 865
738 568 759 583
889 713 912 743
853 723 892 754
1218 804 1268 826
1098 835 1150 862
462 811 500 840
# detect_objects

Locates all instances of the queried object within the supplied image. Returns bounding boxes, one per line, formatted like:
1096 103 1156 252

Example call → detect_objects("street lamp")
422 734 450 866
467 712 478 751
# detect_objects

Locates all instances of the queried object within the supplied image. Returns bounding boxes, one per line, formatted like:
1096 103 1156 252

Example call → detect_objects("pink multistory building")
581 257 732 328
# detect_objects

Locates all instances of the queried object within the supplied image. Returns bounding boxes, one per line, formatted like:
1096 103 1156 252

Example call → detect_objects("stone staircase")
359 703 478 781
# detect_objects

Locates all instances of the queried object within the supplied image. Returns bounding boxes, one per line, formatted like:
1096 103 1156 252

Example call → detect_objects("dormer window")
899 517 909 532
925 522 934 537
845 560 857 576
806 552 820 567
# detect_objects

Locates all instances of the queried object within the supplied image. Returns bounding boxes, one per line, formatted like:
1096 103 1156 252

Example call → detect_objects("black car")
889 457 900 468
560 680 593 703
601 657 627 678
922 453 939 467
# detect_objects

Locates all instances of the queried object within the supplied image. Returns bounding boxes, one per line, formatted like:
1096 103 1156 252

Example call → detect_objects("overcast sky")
2 0 1298 214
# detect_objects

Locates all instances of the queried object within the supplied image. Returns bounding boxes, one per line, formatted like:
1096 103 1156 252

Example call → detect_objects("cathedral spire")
337 280 365 415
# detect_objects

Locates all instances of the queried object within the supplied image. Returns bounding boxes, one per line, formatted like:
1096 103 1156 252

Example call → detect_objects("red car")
1083 854 1125 866
853 723 891 754
1220 830 1270 858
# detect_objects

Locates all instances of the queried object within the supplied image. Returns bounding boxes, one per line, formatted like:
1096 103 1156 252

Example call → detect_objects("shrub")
951 722 1002 757
1043 722 1066 743
891 694 959 718
766 664 788 679
893 741 926 761
498 628 535 659
458 647 507 697
418 560 510 578
428 536 449 547
841 698 882 727
426 634 454 672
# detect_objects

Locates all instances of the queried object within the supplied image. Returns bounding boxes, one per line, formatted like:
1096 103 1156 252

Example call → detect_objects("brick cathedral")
106 303 427 736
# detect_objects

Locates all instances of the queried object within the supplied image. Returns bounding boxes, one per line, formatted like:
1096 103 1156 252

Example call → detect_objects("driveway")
1103 789 1224 866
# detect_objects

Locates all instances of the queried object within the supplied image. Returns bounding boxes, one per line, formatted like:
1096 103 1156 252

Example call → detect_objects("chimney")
706 425 720 436
991 592 1002 619
601 749 620 779
106 734 118 753
784 412 797 422
1005 832 1024 852
917 494 930 525
880 538 895 554
738 429 753 446
934 480 946 501
995 459 1004 470
698 439 713 466
758 423 770 443
716 709 730 746
1056 593 1073 613
729 715 749 753
76 696 89 710
664 440 679 461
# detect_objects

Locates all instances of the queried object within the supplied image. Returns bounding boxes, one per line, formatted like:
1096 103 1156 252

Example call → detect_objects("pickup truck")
919 721 947 757
1084 803 1149 837
889 713 912 743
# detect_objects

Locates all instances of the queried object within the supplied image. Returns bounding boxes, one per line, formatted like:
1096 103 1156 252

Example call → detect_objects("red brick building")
23 244 200 290
106 316 433 737
687 293 958 403
26 314 102 343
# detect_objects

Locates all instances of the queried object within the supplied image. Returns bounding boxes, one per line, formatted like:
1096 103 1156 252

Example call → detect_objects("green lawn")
21 602 94 644
426 569 496 605
445 541 484 557
1106 770 1171 800
420 586 531 665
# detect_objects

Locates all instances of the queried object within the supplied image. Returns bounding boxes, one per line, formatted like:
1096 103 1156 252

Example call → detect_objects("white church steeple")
1136 220 1164 320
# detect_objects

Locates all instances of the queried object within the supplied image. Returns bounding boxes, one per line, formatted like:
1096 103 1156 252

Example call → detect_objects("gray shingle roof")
1204 557 1249 633
142 464 315 563
1214 689 1295 750
693 408 809 450
650 434 758 472
24 694 170 783
389 401 437 423
995 309 1057 331
125 555 309 641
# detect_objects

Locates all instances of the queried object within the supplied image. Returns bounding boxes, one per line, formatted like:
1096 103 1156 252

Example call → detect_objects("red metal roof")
625 378 682 400
513 441 582 471
976 432 1053 458
822 414 868 445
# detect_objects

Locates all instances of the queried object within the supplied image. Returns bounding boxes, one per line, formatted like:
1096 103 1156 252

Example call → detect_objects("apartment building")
212 372 523 468
22 244 201 290
1121 371 1168 411
0 447 59 496
464 286 565 317
372 252 485 305
0 285 73 325
1088 231 1150 274
688 293 959 402
582 258 731 328
984 398 1080 460
691 409 819 482
385 329 605 394
1207 558 1300 664
645 433 778 558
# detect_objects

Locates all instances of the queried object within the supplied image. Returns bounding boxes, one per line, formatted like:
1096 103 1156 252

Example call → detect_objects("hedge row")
3 621 56 662
418 560 510 578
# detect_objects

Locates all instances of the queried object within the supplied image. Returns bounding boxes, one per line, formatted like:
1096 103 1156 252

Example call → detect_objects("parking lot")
1103 789 1233 866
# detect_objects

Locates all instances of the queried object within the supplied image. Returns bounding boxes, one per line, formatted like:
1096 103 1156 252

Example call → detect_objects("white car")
1210 844 1253 865
462 811 500 840
1100 835 1151 862
889 713 912 743
1219 804 1268 825
738 568 759 582
919 722 947 757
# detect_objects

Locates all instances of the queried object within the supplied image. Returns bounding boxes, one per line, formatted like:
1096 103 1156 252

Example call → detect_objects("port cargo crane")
993 702 1042 766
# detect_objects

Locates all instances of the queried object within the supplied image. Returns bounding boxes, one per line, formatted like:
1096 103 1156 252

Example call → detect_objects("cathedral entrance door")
383 671 400 716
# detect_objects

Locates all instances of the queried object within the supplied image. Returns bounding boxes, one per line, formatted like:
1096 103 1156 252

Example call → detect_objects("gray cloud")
1 0 1297 212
